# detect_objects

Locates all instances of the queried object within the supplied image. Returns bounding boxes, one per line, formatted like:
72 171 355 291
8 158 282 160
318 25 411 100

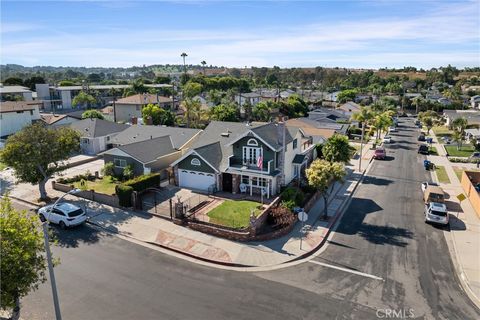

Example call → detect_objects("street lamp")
42 188 81 320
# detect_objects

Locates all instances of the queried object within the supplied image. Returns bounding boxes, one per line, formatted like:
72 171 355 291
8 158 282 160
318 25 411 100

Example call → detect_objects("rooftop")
50 84 172 91
0 101 42 113
69 118 129 138
0 85 33 94
115 93 172 105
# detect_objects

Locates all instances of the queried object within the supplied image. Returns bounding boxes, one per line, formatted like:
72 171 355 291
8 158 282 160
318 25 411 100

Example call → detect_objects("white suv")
38 202 87 229
424 202 449 225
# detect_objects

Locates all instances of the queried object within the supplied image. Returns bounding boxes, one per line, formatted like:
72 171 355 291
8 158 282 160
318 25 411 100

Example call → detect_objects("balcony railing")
228 156 273 174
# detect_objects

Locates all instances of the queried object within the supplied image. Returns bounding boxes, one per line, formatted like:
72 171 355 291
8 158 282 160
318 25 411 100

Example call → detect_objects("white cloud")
1 1 478 67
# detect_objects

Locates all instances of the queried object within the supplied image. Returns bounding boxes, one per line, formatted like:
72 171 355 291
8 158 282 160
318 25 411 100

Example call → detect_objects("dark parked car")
418 145 429 155
418 134 426 142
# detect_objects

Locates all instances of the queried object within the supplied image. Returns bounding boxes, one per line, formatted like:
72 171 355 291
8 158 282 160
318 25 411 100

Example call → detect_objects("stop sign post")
298 211 308 250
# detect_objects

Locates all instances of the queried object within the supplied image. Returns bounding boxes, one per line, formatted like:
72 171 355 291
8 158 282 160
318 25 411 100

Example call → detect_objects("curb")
428 153 480 309
7 195 40 209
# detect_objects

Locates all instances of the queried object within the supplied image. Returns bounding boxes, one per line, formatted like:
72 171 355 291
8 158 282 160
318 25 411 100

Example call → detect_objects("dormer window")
247 138 258 146
191 158 201 166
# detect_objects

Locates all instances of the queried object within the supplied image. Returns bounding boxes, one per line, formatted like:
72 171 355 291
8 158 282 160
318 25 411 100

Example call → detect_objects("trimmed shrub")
56 173 95 184
449 157 473 163
280 200 296 211
281 186 305 207
102 162 115 177
115 185 133 207
123 173 161 192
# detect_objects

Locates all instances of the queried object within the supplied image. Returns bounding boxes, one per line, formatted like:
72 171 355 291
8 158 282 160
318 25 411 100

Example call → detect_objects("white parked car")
388 126 397 132
424 202 449 225
383 136 392 143
38 202 87 229
421 181 439 193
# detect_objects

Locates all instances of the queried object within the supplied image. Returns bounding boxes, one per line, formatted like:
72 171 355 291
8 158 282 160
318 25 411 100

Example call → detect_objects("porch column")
250 177 253 196
267 179 270 199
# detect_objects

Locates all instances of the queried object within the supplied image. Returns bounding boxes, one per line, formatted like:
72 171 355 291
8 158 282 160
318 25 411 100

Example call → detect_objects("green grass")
0 162 7 171
429 146 438 155
445 145 475 157
435 166 450 184
207 200 262 229
432 126 454 138
73 175 118 195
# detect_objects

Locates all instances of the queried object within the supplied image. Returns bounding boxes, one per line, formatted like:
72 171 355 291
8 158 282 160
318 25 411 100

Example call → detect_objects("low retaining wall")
52 181 120 208
461 171 480 218
65 155 102 169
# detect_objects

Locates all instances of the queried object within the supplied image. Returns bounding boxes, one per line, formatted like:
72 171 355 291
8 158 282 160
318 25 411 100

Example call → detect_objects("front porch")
220 170 279 200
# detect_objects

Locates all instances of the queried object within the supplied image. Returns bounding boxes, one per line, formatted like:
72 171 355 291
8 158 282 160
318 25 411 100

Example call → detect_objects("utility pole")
42 223 62 320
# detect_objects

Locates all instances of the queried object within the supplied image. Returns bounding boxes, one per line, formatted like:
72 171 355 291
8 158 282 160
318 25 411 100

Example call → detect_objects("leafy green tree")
209 104 238 122
253 101 275 122
82 109 104 120
72 91 96 108
337 89 358 103
452 130 464 151
87 73 103 83
1 123 80 200
452 117 468 135
183 81 203 99
123 164 134 180
1 196 48 320
424 117 434 134
306 160 346 219
322 134 355 163
58 80 76 86
154 76 171 84
3 77 24 86
102 162 115 177
141 104 175 126
23 76 45 91
182 98 204 128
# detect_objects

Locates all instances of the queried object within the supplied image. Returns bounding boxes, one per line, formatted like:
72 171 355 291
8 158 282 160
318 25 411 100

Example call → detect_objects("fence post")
154 192 157 214
169 198 173 219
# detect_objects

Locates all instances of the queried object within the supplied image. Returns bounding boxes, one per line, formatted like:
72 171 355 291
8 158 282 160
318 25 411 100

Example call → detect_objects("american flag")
257 156 263 170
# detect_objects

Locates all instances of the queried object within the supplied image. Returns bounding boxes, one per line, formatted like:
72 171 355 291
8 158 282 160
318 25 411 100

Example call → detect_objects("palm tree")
452 130 464 151
181 52 188 74
412 96 424 114
351 106 374 171
201 60 207 75
182 98 201 128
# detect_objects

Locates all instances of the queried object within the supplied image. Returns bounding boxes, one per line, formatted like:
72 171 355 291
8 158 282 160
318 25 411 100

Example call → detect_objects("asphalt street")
16 118 480 320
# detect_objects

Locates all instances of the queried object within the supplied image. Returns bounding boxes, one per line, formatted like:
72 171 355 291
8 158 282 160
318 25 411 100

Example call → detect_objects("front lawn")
0 161 7 171
73 175 119 195
445 145 475 157
435 166 450 184
429 146 438 155
207 200 262 229
432 126 453 138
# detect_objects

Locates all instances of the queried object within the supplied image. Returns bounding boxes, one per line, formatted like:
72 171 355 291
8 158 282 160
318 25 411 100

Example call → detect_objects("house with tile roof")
69 118 129 155
40 113 79 127
114 93 177 122
170 121 316 198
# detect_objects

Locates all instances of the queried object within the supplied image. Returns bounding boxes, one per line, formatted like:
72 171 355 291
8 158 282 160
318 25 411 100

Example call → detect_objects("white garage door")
178 170 215 191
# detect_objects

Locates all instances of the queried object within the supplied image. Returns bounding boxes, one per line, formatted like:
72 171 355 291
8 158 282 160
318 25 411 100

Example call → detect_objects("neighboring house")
465 128 480 142
471 95 480 109
36 83 172 111
103 136 181 178
0 85 33 101
0 101 42 137
69 118 129 155
325 91 340 102
444 110 480 127
104 125 202 178
337 101 362 116
40 113 79 127
234 92 261 116
280 89 295 99
307 108 350 123
171 121 315 198
286 117 348 144
114 93 176 123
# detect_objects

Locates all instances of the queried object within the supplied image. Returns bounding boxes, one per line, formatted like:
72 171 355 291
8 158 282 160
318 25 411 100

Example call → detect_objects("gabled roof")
111 136 176 164
115 94 172 105
40 113 70 125
0 85 32 94
338 101 361 113
69 118 129 138
110 125 201 149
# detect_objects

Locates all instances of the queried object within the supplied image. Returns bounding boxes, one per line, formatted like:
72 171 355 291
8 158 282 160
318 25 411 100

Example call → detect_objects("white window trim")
114 158 127 168
243 146 262 166
247 138 258 146
191 158 201 166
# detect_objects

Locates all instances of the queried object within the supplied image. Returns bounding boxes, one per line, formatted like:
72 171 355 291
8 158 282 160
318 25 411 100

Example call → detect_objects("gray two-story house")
171 121 316 198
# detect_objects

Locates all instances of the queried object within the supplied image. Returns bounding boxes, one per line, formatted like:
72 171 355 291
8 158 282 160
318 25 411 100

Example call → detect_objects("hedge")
57 173 95 184
123 173 161 192
116 185 134 207
449 157 479 163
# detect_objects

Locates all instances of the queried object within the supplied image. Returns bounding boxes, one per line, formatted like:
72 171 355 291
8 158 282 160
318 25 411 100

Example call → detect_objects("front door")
222 173 233 192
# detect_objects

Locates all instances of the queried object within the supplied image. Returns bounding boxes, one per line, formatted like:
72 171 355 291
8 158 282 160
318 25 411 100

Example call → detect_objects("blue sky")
1 0 479 68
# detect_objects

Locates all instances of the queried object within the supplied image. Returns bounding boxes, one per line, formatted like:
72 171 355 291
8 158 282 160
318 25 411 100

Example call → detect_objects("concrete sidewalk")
427 131 480 306
4 140 374 268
